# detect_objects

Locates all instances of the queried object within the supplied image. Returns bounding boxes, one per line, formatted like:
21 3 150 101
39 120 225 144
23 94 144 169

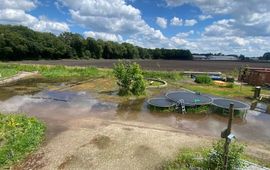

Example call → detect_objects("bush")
225 83 234 88
195 75 212 84
113 62 146 96
226 76 235 83
163 140 245 170
203 140 245 170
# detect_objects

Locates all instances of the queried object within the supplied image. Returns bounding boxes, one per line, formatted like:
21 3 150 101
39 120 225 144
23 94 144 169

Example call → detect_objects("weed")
0 113 45 168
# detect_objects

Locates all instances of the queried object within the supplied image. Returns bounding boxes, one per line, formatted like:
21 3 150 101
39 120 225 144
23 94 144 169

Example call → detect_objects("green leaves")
113 62 146 96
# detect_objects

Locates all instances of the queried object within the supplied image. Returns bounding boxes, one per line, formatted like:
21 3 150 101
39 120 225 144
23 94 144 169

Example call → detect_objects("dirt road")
13 117 270 170
13 118 212 170
12 59 270 72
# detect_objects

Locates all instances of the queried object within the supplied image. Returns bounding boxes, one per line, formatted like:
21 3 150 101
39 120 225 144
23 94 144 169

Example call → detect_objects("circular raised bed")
212 98 249 110
211 98 250 117
165 91 212 106
145 78 167 88
147 97 176 108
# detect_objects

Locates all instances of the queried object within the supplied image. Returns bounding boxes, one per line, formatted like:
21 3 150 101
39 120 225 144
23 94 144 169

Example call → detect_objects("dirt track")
12 59 270 72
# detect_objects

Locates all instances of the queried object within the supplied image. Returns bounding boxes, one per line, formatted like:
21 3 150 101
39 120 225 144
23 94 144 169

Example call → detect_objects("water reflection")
0 85 269 144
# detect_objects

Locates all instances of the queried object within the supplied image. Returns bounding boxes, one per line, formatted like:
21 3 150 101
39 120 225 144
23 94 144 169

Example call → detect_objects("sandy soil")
0 71 39 85
12 117 270 170
12 59 270 72
13 117 213 170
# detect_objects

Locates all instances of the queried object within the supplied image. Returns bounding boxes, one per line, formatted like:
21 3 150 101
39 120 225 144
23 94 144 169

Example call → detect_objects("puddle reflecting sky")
0 86 270 144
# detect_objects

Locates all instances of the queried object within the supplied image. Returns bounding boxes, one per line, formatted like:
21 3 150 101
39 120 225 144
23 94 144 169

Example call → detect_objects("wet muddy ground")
2 78 270 169
1 78 270 144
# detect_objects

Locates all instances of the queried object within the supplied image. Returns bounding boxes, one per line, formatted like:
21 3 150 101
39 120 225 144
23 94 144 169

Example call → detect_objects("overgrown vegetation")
113 62 146 96
0 63 107 79
186 105 210 114
164 140 245 170
0 24 192 61
0 113 45 168
195 75 213 84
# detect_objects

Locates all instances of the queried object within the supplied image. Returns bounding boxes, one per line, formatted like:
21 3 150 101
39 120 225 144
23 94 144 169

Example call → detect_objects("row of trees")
0 25 193 61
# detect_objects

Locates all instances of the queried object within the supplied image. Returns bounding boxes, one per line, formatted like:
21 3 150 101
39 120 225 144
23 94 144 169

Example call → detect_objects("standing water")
0 79 270 144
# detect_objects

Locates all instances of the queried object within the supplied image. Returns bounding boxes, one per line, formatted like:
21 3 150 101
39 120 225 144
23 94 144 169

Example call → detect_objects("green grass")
182 82 268 100
163 147 206 170
0 63 109 79
0 68 17 79
163 140 247 170
0 113 45 168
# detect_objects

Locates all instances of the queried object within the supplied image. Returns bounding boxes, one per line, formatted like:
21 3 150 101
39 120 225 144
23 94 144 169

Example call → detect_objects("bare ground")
12 117 270 170
13 118 212 170
11 59 270 72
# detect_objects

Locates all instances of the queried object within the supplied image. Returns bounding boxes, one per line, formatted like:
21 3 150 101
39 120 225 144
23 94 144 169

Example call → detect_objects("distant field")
11 59 270 72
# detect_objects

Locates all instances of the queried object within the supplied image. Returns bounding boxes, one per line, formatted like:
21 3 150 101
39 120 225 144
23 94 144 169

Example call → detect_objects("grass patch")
0 63 109 79
0 113 45 168
163 140 246 170
182 82 268 99
0 68 17 79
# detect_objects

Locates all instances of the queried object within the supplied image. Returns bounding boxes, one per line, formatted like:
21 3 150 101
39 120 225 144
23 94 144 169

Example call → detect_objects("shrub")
225 83 234 88
113 62 146 96
195 75 212 84
203 140 245 170
226 76 235 83
163 140 245 170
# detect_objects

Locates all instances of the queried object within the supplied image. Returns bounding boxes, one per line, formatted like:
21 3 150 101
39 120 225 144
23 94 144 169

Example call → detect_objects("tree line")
0 25 192 61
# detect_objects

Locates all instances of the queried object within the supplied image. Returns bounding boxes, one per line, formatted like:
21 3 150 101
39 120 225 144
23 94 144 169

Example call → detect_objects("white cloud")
59 0 167 45
170 17 183 26
0 0 36 11
198 15 212 20
203 19 239 37
165 0 270 36
184 19 197 26
174 30 194 38
59 0 143 34
165 0 235 14
156 17 167 29
0 0 70 34
84 31 123 42
33 16 70 34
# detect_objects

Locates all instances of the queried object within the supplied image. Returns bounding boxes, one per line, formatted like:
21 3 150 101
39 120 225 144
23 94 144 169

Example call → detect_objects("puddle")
0 80 270 144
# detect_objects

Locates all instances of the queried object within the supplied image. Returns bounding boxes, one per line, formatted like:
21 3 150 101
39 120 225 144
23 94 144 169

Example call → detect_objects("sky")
0 0 270 57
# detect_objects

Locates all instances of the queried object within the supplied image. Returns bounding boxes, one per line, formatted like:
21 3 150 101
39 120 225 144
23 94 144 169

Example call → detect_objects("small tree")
113 62 145 96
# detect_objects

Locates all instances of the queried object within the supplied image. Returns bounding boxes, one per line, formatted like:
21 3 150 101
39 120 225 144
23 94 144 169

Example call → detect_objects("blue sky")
0 0 270 57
